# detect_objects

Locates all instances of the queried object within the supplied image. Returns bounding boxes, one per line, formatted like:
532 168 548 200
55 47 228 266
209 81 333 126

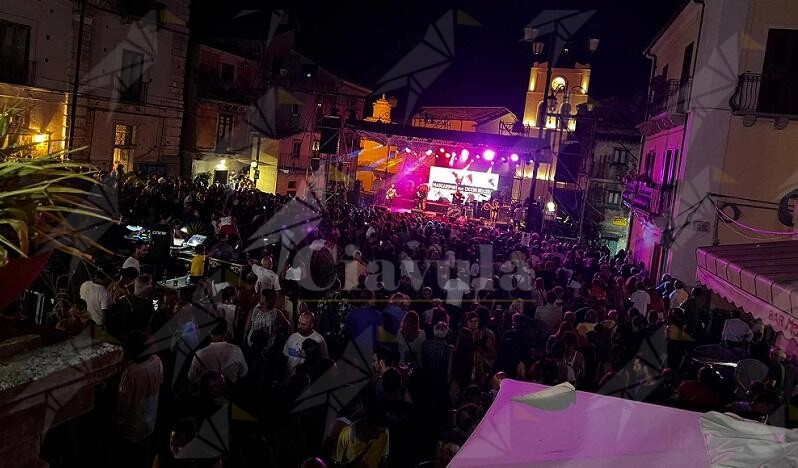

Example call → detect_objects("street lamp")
523 23 598 232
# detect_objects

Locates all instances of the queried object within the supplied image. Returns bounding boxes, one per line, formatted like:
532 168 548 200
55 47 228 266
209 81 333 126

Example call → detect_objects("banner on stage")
427 167 499 203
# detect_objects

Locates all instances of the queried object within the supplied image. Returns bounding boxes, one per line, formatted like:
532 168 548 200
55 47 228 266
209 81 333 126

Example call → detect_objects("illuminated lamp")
501 157 507 162
510 153 519 162
460 149 469 161
546 201 557 213
405 147 412 153
425 149 433 156
32 133 48 144
250 161 257 168
483 149 495 161
440 148 446 152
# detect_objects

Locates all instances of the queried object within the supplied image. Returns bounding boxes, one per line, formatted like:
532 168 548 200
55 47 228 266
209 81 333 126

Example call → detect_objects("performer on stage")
386 184 398 208
452 188 464 205
415 186 426 210
490 198 500 223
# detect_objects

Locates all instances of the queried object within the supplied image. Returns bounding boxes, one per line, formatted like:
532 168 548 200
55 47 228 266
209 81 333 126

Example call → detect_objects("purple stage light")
483 149 495 161
510 153 519 162
405 147 412 153
425 149 433 156
440 147 445 153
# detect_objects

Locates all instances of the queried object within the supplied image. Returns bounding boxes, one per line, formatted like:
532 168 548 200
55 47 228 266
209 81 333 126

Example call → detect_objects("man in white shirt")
251 255 281 293
122 243 148 272
669 280 689 308
188 321 248 384
443 268 471 309
79 274 112 326
722 310 753 343
113 331 163 445
629 282 651 314
284 312 328 374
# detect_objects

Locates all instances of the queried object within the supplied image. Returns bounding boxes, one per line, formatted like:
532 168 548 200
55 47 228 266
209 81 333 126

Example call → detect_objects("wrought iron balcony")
647 78 692 119
623 179 674 216
729 73 798 118
118 80 149 104
0 60 37 86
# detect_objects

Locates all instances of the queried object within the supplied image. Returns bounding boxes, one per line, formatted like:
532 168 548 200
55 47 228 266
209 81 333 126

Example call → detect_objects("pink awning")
450 380 709 467
696 241 798 341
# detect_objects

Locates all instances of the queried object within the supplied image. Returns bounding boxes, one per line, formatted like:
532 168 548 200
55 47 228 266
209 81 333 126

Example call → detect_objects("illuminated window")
292 140 301 158
113 124 135 171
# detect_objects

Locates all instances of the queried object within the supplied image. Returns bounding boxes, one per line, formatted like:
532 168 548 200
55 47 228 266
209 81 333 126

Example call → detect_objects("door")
214 170 229 185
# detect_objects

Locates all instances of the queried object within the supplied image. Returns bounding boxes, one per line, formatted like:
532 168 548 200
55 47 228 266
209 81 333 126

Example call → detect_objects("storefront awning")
696 241 798 341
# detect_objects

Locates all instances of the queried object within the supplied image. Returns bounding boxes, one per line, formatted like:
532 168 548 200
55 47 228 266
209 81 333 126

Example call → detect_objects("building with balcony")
67 0 190 175
0 1 73 157
182 30 369 197
627 0 798 284
0 1 190 173
183 42 280 192
586 125 640 253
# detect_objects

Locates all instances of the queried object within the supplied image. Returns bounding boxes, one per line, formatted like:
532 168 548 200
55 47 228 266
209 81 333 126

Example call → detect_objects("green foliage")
0 99 110 265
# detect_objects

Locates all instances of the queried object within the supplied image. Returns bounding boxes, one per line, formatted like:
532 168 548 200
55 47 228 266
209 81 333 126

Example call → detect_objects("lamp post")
523 24 598 230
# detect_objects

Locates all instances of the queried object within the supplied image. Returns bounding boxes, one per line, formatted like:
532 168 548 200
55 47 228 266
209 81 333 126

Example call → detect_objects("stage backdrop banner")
427 166 499 203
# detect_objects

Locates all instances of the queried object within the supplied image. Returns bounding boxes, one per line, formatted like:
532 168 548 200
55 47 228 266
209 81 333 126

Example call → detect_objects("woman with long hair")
398 311 426 368
450 319 479 403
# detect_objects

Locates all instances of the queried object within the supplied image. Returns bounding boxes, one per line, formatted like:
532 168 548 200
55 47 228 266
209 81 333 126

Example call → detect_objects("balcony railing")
647 78 692 119
0 60 37 86
118 80 149 104
622 179 673 216
729 73 798 117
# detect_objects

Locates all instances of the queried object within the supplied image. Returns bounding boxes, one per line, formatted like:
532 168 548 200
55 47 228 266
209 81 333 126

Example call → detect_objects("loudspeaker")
525 201 543 232
319 116 340 155
348 180 362 205
555 142 582 184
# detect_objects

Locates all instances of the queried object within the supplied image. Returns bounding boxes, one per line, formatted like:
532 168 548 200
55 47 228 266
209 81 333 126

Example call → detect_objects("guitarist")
385 184 398 208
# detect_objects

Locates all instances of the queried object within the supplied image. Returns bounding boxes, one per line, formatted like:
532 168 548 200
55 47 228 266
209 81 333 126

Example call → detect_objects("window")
607 191 622 206
612 148 629 164
663 149 674 186
113 124 135 171
759 29 798 114
119 49 145 102
287 180 296 189
292 140 301 158
643 151 656 180
216 114 233 151
220 63 235 82
291 103 300 116
0 20 31 84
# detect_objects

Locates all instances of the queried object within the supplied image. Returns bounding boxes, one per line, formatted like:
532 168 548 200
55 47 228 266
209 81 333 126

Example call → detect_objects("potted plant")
0 100 110 310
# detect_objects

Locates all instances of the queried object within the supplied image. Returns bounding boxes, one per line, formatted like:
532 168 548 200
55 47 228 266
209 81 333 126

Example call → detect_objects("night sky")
192 1 686 118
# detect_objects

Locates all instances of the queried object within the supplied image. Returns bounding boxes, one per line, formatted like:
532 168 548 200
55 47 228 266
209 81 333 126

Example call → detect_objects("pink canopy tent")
450 380 710 467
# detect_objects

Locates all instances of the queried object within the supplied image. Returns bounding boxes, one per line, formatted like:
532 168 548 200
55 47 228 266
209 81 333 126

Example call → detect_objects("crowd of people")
39 170 796 467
